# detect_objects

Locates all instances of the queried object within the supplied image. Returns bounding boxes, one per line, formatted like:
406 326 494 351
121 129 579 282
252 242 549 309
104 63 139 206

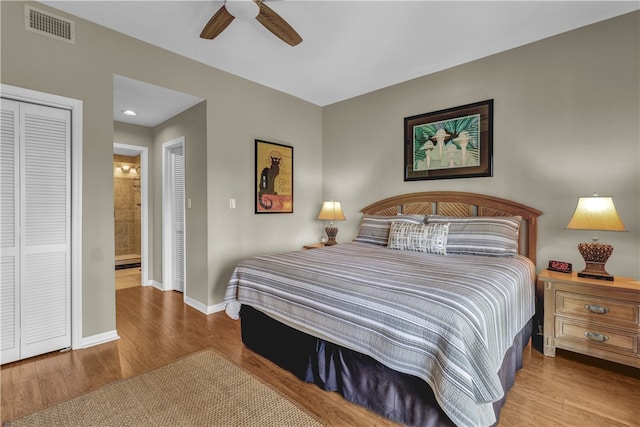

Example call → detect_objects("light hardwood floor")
114 266 142 290
2 283 639 426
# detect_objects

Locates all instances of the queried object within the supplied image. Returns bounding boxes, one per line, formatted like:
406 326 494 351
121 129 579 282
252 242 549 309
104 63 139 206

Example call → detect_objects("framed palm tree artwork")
404 99 493 181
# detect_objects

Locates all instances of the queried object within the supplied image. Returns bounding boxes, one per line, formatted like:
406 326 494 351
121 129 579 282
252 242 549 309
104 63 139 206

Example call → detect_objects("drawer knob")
584 331 609 342
584 304 609 314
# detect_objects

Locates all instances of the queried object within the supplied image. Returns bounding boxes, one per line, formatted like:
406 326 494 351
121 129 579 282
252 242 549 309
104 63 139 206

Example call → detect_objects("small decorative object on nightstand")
303 243 326 250
317 200 346 246
566 194 627 281
539 269 640 368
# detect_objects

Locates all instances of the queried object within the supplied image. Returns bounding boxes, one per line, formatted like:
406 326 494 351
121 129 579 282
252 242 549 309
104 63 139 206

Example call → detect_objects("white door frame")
113 143 150 286
162 137 185 294
1 83 83 351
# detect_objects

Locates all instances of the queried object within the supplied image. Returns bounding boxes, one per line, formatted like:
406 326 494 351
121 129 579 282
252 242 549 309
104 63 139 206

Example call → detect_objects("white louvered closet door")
1 99 21 364
0 99 71 364
171 147 185 293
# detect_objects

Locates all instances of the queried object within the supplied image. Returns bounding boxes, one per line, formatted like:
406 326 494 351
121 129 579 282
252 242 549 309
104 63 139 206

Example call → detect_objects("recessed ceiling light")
122 109 138 116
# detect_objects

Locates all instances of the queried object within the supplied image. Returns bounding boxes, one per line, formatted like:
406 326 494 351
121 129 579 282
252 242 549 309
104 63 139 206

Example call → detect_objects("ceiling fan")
200 0 302 46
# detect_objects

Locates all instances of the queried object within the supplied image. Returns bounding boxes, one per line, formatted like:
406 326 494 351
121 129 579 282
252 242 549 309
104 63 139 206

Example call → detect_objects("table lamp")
566 194 626 281
317 200 346 246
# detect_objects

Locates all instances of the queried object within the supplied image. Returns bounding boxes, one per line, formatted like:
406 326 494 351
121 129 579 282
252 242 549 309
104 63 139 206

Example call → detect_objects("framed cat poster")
255 139 293 214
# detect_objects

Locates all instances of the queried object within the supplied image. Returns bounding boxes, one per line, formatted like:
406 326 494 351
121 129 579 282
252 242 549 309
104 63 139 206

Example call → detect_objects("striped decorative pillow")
353 214 425 246
387 222 449 255
426 215 522 257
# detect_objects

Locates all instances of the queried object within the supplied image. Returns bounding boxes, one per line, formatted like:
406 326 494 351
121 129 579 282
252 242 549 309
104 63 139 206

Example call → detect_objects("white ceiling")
113 75 204 127
42 1 639 126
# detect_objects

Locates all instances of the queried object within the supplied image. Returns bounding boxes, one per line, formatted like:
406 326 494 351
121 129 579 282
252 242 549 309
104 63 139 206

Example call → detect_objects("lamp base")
577 267 614 281
324 226 339 246
577 242 614 281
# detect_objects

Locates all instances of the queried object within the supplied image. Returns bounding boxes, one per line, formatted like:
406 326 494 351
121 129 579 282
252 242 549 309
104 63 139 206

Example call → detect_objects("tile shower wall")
114 154 141 258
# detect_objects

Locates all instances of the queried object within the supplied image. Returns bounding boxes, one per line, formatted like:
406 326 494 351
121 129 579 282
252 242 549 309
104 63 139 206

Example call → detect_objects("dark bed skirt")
240 305 533 427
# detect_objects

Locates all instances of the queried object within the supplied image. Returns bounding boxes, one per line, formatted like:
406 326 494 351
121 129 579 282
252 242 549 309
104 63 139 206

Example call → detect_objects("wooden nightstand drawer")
555 317 639 356
556 291 640 327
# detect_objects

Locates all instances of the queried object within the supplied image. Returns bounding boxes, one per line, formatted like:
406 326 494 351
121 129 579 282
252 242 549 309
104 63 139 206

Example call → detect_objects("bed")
224 191 543 427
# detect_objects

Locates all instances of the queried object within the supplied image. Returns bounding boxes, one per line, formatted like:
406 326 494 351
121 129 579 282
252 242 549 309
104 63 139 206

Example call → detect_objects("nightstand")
303 243 327 250
538 269 640 368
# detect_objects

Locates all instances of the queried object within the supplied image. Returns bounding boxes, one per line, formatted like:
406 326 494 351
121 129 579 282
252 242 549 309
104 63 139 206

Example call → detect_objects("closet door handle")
584 331 608 342
584 304 609 314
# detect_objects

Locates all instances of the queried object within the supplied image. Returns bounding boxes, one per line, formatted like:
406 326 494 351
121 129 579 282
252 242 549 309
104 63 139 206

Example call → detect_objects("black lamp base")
577 271 614 281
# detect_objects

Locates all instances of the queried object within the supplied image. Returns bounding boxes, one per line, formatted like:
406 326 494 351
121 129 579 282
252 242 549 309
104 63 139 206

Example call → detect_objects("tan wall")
153 102 209 303
323 11 640 278
1 1 323 338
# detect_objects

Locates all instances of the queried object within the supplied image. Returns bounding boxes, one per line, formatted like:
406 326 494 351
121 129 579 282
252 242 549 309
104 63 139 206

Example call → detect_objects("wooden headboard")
361 191 543 264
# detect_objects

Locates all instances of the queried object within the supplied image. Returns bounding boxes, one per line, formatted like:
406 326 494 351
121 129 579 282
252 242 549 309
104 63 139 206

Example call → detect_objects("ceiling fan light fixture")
200 0 301 46
225 0 259 20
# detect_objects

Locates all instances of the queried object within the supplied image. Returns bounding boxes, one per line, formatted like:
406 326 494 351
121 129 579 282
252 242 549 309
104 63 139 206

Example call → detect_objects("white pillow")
387 222 449 255
353 214 426 246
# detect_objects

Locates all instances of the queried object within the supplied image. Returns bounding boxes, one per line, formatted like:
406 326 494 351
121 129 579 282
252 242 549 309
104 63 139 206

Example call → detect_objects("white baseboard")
82 329 120 349
208 301 225 314
149 280 165 291
142 281 225 315
185 296 225 315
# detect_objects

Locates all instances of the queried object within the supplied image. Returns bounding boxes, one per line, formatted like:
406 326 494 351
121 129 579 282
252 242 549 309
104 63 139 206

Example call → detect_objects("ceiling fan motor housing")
225 0 259 20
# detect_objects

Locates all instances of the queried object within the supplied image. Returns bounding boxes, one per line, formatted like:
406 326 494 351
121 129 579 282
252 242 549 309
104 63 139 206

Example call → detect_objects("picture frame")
255 139 293 214
404 99 493 181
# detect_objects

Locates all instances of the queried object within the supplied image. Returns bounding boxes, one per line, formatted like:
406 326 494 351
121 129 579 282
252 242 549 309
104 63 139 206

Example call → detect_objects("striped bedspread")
224 242 535 427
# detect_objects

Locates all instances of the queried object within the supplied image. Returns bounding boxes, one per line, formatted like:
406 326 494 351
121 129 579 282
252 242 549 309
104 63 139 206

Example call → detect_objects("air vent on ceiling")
25 5 75 44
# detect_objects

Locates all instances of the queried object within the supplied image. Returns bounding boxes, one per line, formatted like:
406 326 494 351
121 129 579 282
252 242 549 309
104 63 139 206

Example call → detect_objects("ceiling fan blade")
255 1 302 46
200 5 235 40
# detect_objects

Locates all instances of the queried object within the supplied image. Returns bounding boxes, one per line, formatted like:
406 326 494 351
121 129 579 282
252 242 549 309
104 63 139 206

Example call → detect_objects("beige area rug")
9 349 325 427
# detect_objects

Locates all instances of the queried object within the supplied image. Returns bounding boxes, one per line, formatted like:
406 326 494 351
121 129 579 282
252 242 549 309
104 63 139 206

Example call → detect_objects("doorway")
113 143 150 289
162 137 185 293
